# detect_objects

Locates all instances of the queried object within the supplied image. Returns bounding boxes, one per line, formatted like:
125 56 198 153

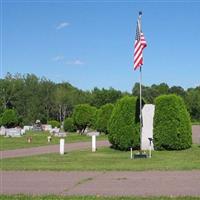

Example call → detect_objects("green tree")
47 120 61 128
2 109 18 128
153 94 192 150
185 87 200 121
64 117 76 132
96 103 114 134
108 96 140 150
91 87 122 108
73 104 97 133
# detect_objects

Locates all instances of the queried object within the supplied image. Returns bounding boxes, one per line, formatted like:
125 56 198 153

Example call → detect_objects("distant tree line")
0 73 199 127
0 73 124 126
132 82 200 121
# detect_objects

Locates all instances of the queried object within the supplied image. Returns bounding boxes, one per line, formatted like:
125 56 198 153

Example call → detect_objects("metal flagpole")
139 66 142 151
139 12 143 152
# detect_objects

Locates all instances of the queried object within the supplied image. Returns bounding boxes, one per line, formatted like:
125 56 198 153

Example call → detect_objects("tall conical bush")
153 94 192 150
108 96 140 150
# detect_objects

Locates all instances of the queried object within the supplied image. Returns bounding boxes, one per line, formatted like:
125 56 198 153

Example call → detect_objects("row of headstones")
0 126 25 137
0 124 65 137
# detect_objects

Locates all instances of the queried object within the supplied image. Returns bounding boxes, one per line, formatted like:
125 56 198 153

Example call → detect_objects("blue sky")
1 1 200 92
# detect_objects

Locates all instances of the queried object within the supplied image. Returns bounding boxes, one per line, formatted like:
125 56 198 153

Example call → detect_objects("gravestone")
0 126 6 136
33 120 42 131
141 104 155 150
87 131 100 136
21 129 26 135
6 128 21 137
42 124 52 132
23 126 33 131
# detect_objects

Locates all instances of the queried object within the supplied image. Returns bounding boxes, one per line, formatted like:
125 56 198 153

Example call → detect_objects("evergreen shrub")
108 96 140 150
153 94 192 150
73 104 97 133
48 120 60 128
2 109 18 128
96 103 114 134
64 118 76 132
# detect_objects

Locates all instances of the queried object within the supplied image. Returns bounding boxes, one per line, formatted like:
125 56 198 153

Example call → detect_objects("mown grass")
1 145 200 171
0 195 200 200
192 121 200 125
0 131 107 151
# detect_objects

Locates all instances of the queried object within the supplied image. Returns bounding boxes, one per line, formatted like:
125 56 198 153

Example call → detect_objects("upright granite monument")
141 104 155 150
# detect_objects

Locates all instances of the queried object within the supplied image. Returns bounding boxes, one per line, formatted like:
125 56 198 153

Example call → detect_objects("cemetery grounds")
0 129 200 200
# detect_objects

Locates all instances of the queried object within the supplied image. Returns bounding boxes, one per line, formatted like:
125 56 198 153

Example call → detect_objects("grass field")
1 195 200 200
1 145 200 171
0 131 107 151
192 121 200 125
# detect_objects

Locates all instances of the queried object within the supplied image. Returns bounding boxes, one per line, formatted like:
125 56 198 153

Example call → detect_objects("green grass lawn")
1 145 200 171
0 195 199 200
0 131 107 151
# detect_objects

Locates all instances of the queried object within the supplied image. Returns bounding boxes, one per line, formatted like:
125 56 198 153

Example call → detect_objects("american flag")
134 13 147 70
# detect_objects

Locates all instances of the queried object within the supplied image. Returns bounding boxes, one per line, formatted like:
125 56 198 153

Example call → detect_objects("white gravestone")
6 128 21 137
141 104 155 150
0 126 6 136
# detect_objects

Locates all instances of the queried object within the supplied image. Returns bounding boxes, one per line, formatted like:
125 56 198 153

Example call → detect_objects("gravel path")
1 171 200 196
0 140 110 159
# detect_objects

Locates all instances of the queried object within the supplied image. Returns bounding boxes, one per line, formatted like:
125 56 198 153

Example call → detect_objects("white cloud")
52 56 64 62
65 59 84 65
56 22 70 30
52 56 84 66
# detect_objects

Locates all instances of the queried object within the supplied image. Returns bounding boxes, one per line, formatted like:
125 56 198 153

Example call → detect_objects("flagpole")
139 66 142 151
139 11 143 152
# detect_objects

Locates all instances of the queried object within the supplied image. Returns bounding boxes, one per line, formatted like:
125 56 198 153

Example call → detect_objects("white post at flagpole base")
60 138 65 155
149 144 151 158
92 135 96 152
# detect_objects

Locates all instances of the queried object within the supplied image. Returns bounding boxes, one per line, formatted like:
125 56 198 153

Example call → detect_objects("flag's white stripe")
134 43 143 60
134 54 143 68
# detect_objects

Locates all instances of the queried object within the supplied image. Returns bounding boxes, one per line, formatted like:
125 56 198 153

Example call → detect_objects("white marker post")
92 135 96 152
60 138 65 155
130 147 133 159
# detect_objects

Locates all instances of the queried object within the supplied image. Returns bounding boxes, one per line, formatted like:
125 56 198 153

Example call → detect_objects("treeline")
0 73 199 126
0 73 124 125
132 83 200 121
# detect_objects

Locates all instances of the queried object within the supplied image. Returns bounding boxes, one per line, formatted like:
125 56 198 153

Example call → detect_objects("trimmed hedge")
153 94 192 150
64 118 76 132
2 109 18 128
108 96 140 150
48 120 61 128
96 103 114 134
73 104 97 133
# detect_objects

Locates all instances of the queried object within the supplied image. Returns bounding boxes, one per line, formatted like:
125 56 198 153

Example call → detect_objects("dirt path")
1 171 200 196
0 140 110 159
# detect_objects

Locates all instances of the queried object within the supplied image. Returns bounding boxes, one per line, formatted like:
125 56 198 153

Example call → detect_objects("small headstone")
6 128 21 137
87 131 100 136
21 129 26 135
50 127 60 134
23 126 32 131
33 120 42 131
42 124 52 132
0 126 6 136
